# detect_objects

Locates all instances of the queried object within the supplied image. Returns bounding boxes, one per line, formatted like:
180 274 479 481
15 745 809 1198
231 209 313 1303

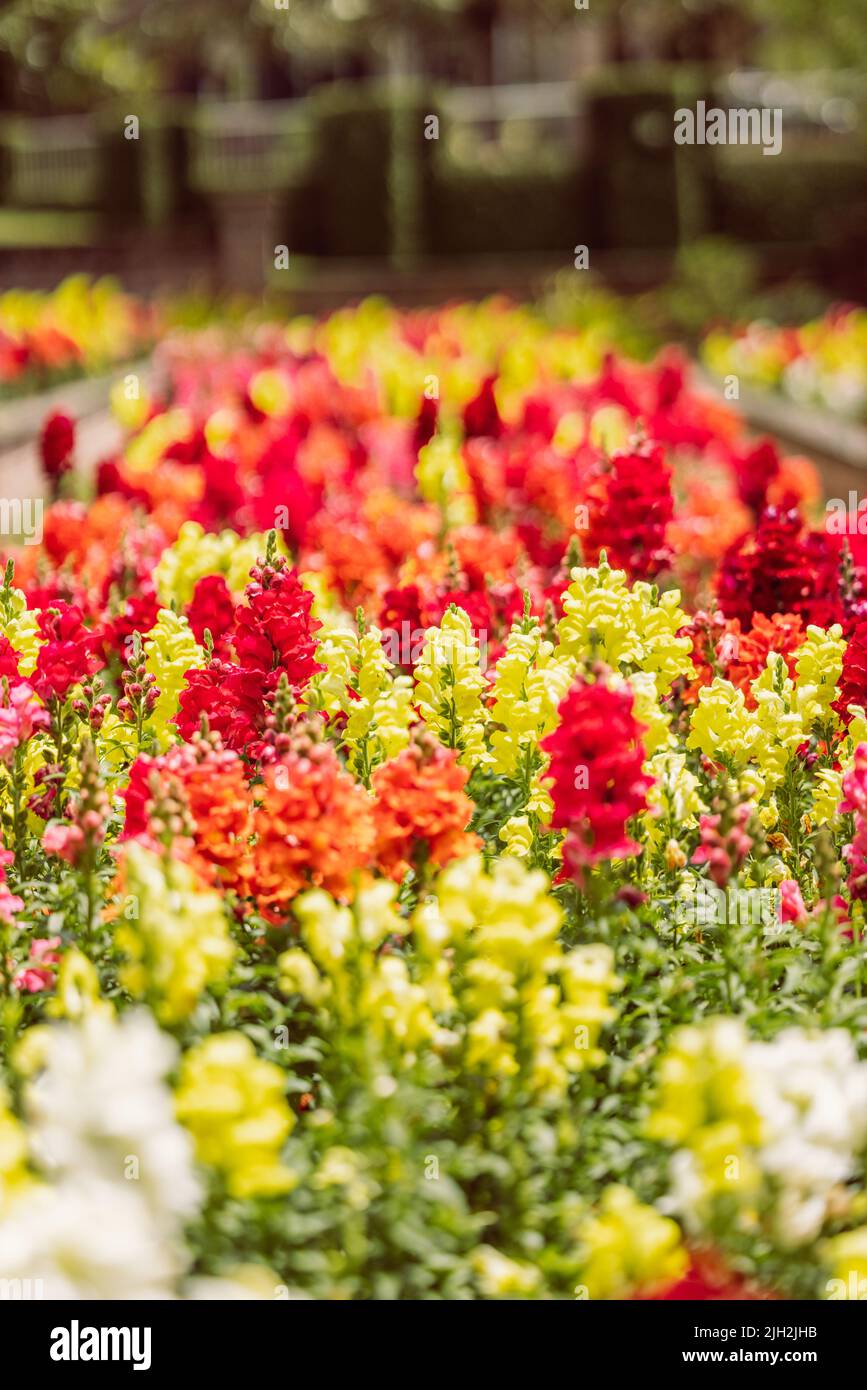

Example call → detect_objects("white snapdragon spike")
665 1149 707 1230
0 1176 182 1300
660 1023 867 1248
746 1028 867 1246
25 1010 201 1232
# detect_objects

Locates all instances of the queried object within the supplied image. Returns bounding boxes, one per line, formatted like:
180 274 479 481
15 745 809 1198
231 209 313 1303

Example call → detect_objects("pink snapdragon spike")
0 681 50 765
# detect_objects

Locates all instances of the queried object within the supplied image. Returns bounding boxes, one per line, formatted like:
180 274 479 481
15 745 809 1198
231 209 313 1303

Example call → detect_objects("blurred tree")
740 0 867 69
0 0 860 115
0 0 273 109
0 0 476 110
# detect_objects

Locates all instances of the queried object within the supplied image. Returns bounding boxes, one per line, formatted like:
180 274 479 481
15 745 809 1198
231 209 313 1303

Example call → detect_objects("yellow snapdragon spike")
312 1146 377 1211
686 677 761 769
708 631 846 792
555 554 694 695
414 605 490 770
154 521 285 610
644 750 703 842
305 620 414 777
416 436 477 530
794 623 845 722
646 1017 762 1147
284 856 619 1100
750 658 811 787
414 854 621 1096
0 585 42 677
144 609 204 750
124 408 193 475
288 882 432 1054
117 844 235 1026
646 1018 765 1213
0 1083 33 1216
470 1245 543 1297
304 626 357 719
588 403 631 453
248 367 292 418
576 1185 688 1300
813 766 845 825
110 375 151 431
489 617 572 776
277 948 330 1008
498 814 534 858
46 948 113 1023
821 1228 867 1299
175 1033 295 1198
626 669 675 758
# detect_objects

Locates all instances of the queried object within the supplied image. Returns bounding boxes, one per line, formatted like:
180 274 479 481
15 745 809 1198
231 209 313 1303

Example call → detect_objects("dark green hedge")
309 81 435 260
581 64 715 251
428 164 581 257
96 105 210 232
4 72 867 275
717 149 867 246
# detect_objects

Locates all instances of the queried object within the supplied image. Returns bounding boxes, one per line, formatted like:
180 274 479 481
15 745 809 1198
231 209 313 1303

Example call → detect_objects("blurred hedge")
428 165 580 257
302 81 435 261
581 64 716 251
2 70 866 280
718 148 867 246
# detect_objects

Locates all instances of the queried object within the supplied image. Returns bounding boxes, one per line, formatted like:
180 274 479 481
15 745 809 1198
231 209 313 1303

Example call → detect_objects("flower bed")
0 276 157 400
1 298 867 1301
702 304 867 421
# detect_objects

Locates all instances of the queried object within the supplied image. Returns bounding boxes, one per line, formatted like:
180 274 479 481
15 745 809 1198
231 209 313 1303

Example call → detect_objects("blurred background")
0 0 864 314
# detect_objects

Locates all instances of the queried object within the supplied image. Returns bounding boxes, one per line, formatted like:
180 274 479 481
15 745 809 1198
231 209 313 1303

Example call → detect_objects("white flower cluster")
667 1023 867 1248
0 1011 201 1299
747 1028 867 1246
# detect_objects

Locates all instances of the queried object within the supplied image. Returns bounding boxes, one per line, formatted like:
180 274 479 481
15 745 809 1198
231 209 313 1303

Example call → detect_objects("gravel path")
0 358 152 503
0 407 123 503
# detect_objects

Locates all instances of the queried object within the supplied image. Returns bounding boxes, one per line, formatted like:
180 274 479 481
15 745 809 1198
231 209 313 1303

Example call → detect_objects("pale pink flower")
13 936 61 993
41 822 85 865
0 682 49 765
779 879 807 924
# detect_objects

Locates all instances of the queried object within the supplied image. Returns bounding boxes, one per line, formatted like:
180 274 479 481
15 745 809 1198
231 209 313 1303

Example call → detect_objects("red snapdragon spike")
231 566 321 682
33 603 100 701
640 1257 777 1302
174 661 273 759
729 437 781 516
187 574 235 653
584 439 675 581
414 393 438 451
39 410 75 481
717 505 844 631
191 451 246 531
463 375 503 439
541 677 654 879
833 621 867 724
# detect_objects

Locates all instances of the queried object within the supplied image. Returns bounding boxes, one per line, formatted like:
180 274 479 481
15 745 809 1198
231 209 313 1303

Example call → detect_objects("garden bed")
0 299 866 1303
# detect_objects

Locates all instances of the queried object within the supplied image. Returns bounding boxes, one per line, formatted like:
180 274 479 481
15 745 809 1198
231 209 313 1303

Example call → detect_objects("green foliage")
428 163 580 258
